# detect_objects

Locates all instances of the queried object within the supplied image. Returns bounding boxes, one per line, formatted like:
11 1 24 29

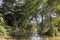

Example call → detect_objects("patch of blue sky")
0 0 3 8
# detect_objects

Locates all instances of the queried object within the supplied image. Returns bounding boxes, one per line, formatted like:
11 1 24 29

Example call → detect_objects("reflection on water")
8 36 60 40
31 33 41 40
30 33 49 40
19 33 60 40
7 33 60 40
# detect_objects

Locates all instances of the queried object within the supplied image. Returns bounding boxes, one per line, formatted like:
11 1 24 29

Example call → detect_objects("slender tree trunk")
41 14 44 27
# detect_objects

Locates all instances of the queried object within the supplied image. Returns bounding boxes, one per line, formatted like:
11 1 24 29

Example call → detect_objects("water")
31 33 48 40
30 33 60 40
3 32 60 40
4 35 60 40
31 33 41 40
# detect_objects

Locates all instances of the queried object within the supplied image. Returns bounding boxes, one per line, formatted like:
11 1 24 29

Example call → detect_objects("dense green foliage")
0 0 60 37
0 0 40 37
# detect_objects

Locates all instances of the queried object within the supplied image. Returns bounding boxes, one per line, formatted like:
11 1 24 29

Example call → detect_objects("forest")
0 0 60 40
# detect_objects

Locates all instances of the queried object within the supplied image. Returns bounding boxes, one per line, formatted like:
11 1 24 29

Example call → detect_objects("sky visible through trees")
0 0 3 8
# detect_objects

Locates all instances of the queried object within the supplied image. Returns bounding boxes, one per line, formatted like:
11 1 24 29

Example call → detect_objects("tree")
0 0 40 27
0 0 41 37
38 0 60 36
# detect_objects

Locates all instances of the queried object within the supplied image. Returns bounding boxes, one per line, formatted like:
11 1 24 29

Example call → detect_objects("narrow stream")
4 33 60 40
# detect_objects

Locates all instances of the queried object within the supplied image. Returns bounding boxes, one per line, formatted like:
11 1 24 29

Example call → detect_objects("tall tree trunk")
41 13 44 27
